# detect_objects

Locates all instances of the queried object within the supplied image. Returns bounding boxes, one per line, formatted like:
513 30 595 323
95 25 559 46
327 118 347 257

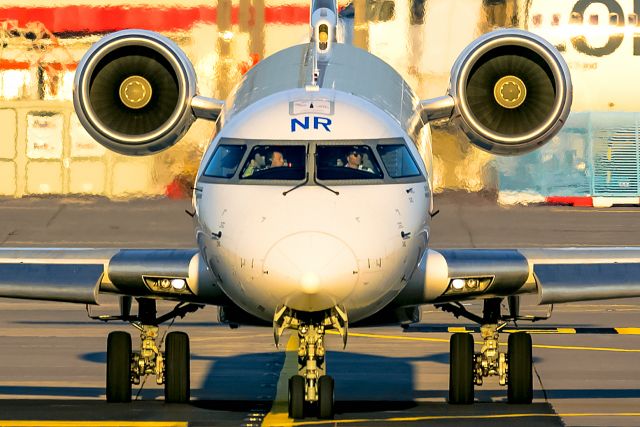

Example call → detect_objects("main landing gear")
274 305 347 419
441 298 534 404
89 297 203 403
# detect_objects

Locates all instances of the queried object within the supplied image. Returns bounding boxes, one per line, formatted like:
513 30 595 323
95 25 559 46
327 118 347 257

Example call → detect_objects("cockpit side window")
377 144 421 178
316 145 384 180
240 145 306 180
203 144 247 178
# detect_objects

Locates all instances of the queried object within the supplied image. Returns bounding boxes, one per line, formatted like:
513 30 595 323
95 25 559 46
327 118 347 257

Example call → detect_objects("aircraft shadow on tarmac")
0 348 636 405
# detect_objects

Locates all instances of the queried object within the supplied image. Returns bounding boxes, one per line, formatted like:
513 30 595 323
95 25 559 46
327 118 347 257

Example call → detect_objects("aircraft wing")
0 248 226 305
396 247 640 306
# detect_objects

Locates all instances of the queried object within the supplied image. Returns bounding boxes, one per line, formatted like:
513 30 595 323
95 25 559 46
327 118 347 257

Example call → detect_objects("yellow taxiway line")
326 330 640 353
265 412 640 426
262 334 299 427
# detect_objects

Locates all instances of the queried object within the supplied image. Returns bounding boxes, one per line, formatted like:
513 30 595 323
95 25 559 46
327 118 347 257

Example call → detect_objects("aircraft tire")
106 331 132 403
507 332 533 404
449 332 474 404
164 331 190 403
318 375 335 419
288 375 305 418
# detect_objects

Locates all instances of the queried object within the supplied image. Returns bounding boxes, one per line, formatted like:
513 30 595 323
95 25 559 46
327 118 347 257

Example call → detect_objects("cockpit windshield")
200 137 424 185
240 145 306 180
316 145 384 180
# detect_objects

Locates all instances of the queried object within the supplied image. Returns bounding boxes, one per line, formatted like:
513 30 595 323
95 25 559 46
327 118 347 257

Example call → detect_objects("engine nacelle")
449 29 572 155
73 30 198 156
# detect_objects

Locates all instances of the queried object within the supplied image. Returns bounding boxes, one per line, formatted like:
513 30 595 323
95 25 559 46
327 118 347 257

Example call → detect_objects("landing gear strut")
99 298 202 403
447 298 533 404
275 306 346 419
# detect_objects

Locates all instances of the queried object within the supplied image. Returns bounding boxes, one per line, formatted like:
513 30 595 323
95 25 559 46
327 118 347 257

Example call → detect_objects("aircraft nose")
263 232 358 312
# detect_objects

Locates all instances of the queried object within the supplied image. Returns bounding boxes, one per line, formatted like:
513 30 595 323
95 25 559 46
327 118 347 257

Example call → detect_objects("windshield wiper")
312 151 339 195
282 173 309 196
313 171 339 196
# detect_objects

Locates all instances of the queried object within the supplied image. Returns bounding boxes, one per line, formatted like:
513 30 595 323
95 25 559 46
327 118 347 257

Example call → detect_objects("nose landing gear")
274 305 346 419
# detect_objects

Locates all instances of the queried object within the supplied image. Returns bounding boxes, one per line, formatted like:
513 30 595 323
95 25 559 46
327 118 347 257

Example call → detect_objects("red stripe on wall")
0 5 310 33
0 60 30 70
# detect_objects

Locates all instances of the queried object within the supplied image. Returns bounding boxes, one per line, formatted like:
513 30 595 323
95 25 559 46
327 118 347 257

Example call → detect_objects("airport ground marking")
262 334 299 427
327 331 640 353
0 423 187 427
551 208 640 213
264 412 640 426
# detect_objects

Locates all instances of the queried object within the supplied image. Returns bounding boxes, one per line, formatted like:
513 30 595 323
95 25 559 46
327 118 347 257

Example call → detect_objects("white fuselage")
192 45 433 323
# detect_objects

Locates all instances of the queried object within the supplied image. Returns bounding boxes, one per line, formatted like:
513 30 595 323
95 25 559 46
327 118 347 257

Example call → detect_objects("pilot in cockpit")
345 148 373 173
242 152 266 177
269 150 286 168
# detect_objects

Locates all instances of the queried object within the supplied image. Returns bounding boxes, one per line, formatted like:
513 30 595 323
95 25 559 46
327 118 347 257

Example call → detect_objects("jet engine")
73 30 200 156
449 29 572 155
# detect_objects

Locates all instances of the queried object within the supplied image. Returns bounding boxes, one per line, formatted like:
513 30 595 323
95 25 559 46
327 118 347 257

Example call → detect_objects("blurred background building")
0 0 639 201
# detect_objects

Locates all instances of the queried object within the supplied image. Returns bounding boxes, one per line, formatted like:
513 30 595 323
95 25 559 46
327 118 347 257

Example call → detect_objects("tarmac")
0 191 639 426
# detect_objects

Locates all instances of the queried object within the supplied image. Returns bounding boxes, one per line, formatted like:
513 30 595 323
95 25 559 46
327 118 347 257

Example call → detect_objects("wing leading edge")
396 247 640 306
0 248 227 305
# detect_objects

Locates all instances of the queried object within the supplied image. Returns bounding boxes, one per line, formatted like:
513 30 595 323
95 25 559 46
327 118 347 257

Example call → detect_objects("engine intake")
73 30 198 156
449 29 572 155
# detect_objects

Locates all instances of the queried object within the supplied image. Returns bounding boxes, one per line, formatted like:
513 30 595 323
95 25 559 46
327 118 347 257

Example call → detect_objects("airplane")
2 0 640 420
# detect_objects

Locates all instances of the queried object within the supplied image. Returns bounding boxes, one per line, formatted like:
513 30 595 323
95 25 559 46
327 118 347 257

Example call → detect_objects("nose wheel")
317 375 335 418
288 375 305 418
288 374 334 419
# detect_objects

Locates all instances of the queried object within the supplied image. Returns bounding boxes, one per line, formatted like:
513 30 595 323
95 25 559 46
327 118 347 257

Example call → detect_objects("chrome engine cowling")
73 30 198 156
449 29 572 155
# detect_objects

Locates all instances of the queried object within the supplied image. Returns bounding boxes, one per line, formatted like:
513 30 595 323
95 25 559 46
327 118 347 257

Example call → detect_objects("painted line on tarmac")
262 334 299 427
264 412 640 426
406 326 640 335
0 423 187 427
551 208 640 213
328 331 640 353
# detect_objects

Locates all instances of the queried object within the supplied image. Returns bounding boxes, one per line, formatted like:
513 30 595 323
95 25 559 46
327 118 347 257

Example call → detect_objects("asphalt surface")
0 192 639 426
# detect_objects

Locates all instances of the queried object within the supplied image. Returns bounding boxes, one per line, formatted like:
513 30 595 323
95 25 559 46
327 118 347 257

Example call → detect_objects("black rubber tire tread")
318 375 335 419
508 332 533 404
164 331 190 403
106 331 132 403
449 332 474 404
288 375 305 419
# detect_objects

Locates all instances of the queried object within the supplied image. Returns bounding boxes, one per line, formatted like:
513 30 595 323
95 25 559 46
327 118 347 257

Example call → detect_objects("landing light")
446 277 493 295
466 278 479 289
144 276 191 294
171 278 186 290
451 279 465 290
